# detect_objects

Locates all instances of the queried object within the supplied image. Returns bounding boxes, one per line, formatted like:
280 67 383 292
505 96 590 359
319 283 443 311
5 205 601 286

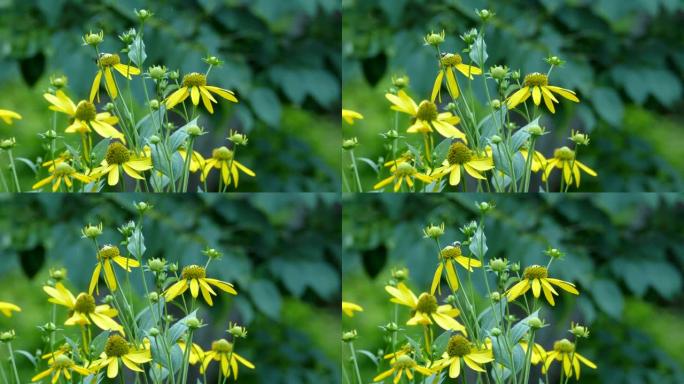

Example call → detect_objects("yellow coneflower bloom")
373 355 432 384
543 339 596 379
431 142 494 186
166 72 237 114
385 283 466 333
374 162 433 192
43 283 123 333
200 339 255 379
520 148 547 172
43 91 124 141
431 53 482 102
0 109 22 124
200 146 255 188
384 151 415 172
383 343 414 361
385 90 465 139
90 142 152 186
507 72 579 114
506 265 579 306
0 301 20 317
32 163 91 192
342 301 363 317
342 109 363 125
178 148 205 172
178 341 205 365
431 244 481 295
430 335 494 379
542 146 597 188
90 335 152 378
89 245 140 295
31 355 91 383
164 265 237 306
520 338 547 365
90 53 141 102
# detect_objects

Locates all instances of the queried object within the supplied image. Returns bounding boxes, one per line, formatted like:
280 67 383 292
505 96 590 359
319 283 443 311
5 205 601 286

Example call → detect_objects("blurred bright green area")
342 0 684 192
343 193 684 383
0 193 341 383
0 0 341 192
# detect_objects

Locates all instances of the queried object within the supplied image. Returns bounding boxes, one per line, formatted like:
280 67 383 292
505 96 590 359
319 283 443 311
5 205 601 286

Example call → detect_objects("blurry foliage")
0 0 341 191
342 193 684 383
342 0 684 191
0 193 341 383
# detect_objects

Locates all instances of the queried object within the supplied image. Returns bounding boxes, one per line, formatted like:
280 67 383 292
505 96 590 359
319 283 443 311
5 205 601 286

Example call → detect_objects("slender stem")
348 342 363 384
348 149 363 192
523 137 537 192
7 150 20 192
7 342 20 384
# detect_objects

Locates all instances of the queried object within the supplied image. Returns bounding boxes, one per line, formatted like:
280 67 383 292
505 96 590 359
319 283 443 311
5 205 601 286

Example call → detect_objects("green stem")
7 342 20 384
7 150 20 192
523 137 537 192
348 342 363 384
349 149 363 192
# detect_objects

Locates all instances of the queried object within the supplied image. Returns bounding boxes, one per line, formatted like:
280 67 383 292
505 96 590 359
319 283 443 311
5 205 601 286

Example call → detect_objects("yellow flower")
89 245 140 295
0 109 21 124
90 335 152 378
200 146 255 188
507 72 579 114
90 142 152 186
431 142 494 186
385 283 466 332
41 344 72 361
383 151 415 172
164 265 237 306
430 335 494 379
520 339 547 365
43 282 123 334
90 53 141 102
342 109 363 125
42 151 73 172
506 265 579 306
31 355 91 383
165 72 237 114
431 244 482 295
542 146 597 188
200 339 255 379
520 148 547 172
543 339 597 379
32 162 91 192
43 91 124 141
0 301 20 317
178 148 205 172
373 355 432 384
373 162 433 192
178 341 205 365
385 90 465 139
431 53 482 102
383 343 414 361
342 301 363 317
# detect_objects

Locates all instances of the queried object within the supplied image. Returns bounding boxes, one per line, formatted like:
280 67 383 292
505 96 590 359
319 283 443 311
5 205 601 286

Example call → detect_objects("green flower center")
394 355 415 369
394 162 417 177
447 142 473 165
181 265 206 280
105 142 131 165
105 335 130 357
440 53 463 67
98 245 121 260
554 339 575 353
54 162 75 176
415 293 438 314
74 293 96 314
99 54 121 67
553 146 575 161
74 101 97 121
523 265 548 280
447 335 471 357
212 146 234 161
416 101 438 122
182 72 207 87
441 245 462 259
53 355 73 369
211 339 233 353
523 72 548 87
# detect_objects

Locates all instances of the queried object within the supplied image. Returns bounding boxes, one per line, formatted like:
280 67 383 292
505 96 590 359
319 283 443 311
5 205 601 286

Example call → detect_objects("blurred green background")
0 0 340 192
0 193 341 383
342 0 684 191
343 193 684 383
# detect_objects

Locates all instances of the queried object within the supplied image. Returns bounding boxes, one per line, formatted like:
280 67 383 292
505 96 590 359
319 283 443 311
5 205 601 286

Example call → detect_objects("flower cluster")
343 203 597 383
0 201 255 383
342 9 596 193
0 11 254 193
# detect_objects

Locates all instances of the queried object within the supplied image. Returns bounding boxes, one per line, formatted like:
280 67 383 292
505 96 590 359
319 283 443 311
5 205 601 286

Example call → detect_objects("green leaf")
591 279 623 319
509 310 540 344
469 35 488 68
469 227 488 258
432 138 453 164
249 279 282 319
127 227 146 259
128 34 147 67
167 309 198 344
590 87 624 126
91 138 111 165
249 87 281 127
169 117 199 152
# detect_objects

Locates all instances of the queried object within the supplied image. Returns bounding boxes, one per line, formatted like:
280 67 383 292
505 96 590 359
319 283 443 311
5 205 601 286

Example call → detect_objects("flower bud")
148 258 166 273
168 71 180 80
489 65 508 81
43 322 57 333
570 130 590 146
135 9 153 21
104 295 114 304
391 267 409 282
49 268 67 282
490 292 501 302
511 262 520 272
545 55 565 67
489 258 508 273
512 70 521 80
342 330 358 342
490 327 502 336
228 130 248 145
202 247 222 260
43 130 58 140
82 223 103 239
118 28 136 45
149 99 160 110
477 9 494 21
149 327 160 336
385 322 399 332
460 29 477 46
149 135 161 144
82 30 104 46
490 99 501 110
477 201 493 213
0 330 16 342
490 135 502 144
446 102 457 112
342 137 359 150
148 292 159 303
527 317 544 330
187 125 204 137
148 65 167 81
0 138 16 150
186 317 202 330
569 322 590 338
104 103 115 112
50 75 68 89
424 30 445 46
423 223 445 239
135 201 152 214
527 124 545 137
169 263 178 273
544 247 563 259
227 323 248 338
203 56 223 67
391 75 409 89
